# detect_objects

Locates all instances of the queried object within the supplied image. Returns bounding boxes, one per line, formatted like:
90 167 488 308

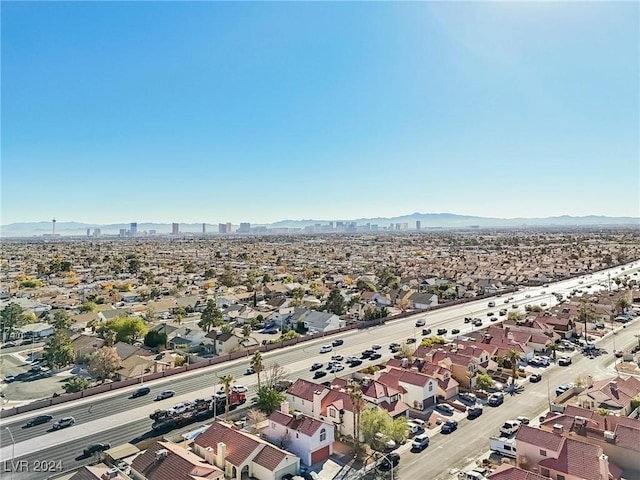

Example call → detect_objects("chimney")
281 401 290 414
216 442 226 469
313 390 323 414
609 381 617 392
553 424 564 435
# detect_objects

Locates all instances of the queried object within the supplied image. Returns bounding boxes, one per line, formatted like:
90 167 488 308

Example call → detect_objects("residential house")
300 310 345 333
193 420 300 480
130 440 223 480
407 292 438 310
376 367 438 410
360 377 410 418
175 295 201 311
265 402 334 466
70 334 105 362
68 464 132 480
576 375 640 416
207 332 242 355
515 425 623 480
17 322 55 342
489 464 549 480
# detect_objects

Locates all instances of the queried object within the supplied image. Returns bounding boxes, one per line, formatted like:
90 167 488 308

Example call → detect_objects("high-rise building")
416 221 421 231
226 222 232 233
130 222 138 237
202 223 206 234
238 222 251 233
172 223 179 235
86 228 91 237
218 223 228 234
93 228 101 237
119 228 127 237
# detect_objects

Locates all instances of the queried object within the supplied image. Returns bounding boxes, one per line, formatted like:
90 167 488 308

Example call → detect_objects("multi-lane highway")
1 262 638 479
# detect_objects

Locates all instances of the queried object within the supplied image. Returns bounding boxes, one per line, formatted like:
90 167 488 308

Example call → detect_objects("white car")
319 345 333 354
346 356 359 363
169 403 187 414
4 375 15 383
233 385 248 393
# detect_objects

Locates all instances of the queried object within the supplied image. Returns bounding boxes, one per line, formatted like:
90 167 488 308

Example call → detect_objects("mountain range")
1 213 638 237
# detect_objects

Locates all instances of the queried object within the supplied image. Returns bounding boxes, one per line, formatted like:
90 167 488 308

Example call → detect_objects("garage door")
311 445 330 464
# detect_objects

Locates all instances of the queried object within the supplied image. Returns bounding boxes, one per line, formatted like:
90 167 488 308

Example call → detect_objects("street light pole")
6 426 15 480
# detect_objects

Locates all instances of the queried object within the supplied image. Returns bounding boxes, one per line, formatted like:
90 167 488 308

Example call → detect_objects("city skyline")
2 1 638 225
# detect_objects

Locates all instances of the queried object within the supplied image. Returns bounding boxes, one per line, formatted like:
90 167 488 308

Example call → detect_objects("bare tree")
263 362 289 390
246 408 266 434
88 347 120 383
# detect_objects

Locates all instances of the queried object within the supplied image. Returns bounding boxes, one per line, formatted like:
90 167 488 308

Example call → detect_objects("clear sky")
2 1 638 225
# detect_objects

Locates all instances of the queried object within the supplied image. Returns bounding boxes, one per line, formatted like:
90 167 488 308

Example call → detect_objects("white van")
411 433 429 451
410 418 425 428
407 422 423 435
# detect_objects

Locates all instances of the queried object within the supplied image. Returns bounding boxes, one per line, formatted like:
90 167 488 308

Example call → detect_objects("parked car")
314 370 327 379
516 416 530 425
467 406 483 420
488 393 504 407
52 416 75 430
24 414 54 428
435 403 454 414
83 443 111 456
529 373 542 383
422 328 432 335
558 356 572 366
4 374 15 383
131 386 151 398
29 365 43 373
319 345 333 354
155 390 175 401
555 383 574 396
378 452 400 471
411 433 430 451
415 319 426 327
459 392 477 403
441 420 458 434
374 432 396 450
310 363 323 371
332 339 344 347
500 420 521 436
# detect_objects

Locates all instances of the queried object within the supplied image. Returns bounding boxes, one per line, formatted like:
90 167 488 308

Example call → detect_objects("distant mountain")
1 214 638 237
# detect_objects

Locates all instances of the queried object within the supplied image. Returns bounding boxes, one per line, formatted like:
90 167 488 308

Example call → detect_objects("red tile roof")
194 422 261 467
268 410 325 437
489 464 549 480
384 366 434 387
515 425 564 452
362 380 401 400
132 441 223 480
252 444 288 471
538 437 608 480
379 400 410 417
321 389 354 414
287 379 327 402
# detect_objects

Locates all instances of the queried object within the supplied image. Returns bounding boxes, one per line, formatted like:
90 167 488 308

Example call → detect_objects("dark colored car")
406 338 416 344
24 414 53 428
349 359 363 367
314 370 327 379
83 443 111 456
529 373 542 383
441 420 458 434
422 328 431 335
131 386 151 398
437 328 447 335
369 353 382 360
451 329 460 334
310 363 323 371
361 350 374 358
378 452 400 471
467 407 483 420
332 339 344 347
488 393 504 406
389 343 400 351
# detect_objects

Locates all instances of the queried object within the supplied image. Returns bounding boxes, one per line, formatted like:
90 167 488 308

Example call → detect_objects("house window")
320 428 326 441
329 408 336 418
272 423 276 429
539 449 547 457
429 384 433 391
540 468 550 477
557 475 565 480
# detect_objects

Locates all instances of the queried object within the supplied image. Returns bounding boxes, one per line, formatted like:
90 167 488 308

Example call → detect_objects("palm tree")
548 343 558 361
251 351 264 389
346 380 365 448
504 349 522 385
220 374 235 420
615 296 630 316
596 407 610 431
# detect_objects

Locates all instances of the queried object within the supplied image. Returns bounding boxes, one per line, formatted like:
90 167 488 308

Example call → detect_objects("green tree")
175 306 186 324
52 311 73 330
144 330 168 349
475 373 493 390
507 311 525 321
241 324 252 340
615 295 630 315
578 301 597 342
251 351 264 389
280 330 299 341
360 407 392 447
324 287 346 315
347 381 365 448
387 416 408 444
43 330 75 368
219 265 237 287
548 343 558 361
63 376 91 393
97 316 147 344
252 386 285 415
220 374 235 419
0 302 26 341
78 301 98 313
420 337 446 347
219 323 235 335
88 346 121 383
356 279 376 293
198 299 223 333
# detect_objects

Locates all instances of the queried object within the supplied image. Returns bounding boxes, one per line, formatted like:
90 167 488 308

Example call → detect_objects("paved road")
1 262 638 479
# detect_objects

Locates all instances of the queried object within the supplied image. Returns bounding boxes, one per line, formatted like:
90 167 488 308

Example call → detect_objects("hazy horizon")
2 2 638 225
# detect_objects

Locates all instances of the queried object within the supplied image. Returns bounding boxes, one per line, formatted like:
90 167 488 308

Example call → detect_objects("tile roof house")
539 405 640 472
130 440 223 480
515 425 624 480
376 367 437 410
489 464 550 480
192 421 299 480
69 463 132 480
265 401 334 466
576 375 640 415
360 378 410 418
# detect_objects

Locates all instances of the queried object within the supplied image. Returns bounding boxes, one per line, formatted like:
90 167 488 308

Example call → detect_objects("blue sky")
2 1 638 225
